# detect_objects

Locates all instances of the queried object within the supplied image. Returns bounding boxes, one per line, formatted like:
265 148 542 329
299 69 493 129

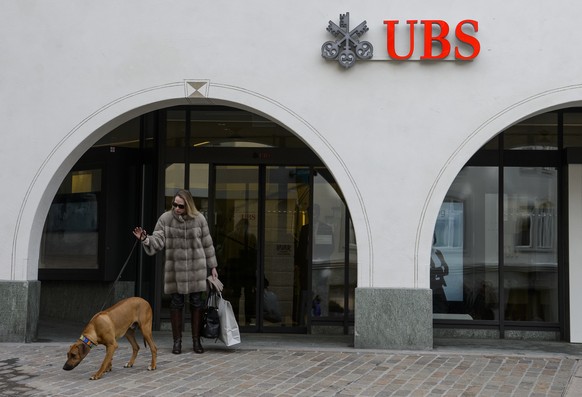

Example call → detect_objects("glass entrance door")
264 166 310 329
158 160 356 332
503 166 558 323
214 165 311 331
214 166 260 328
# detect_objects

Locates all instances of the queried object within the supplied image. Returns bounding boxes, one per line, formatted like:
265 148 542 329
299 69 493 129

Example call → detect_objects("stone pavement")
1 327 582 396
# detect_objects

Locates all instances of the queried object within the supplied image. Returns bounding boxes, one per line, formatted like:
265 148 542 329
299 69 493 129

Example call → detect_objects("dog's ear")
78 342 91 358
66 344 77 360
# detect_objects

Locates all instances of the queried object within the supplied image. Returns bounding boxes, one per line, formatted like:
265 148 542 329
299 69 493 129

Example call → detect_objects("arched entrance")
430 107 582 341
38 105 357 334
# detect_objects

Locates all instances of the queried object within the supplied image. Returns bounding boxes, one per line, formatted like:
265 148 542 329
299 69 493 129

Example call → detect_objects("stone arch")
415 85 582 287
12 80 372 288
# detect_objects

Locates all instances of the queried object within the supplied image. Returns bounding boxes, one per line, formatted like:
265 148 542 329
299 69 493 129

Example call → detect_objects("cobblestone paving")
0 342 578 396
0 358 39 396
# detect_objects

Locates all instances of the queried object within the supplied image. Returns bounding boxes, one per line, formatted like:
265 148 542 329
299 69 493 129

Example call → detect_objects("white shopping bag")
217 294 241 346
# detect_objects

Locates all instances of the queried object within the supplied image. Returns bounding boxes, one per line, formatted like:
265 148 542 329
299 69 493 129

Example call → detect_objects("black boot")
191 307 204 354
170 309 183 354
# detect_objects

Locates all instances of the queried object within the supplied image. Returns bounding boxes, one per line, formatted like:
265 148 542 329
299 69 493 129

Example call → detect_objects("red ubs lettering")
383 19 480 60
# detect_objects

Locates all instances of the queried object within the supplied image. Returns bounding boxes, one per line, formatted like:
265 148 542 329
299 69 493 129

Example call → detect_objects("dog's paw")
89 374 101 380
124 362 134 368
147 365 156 371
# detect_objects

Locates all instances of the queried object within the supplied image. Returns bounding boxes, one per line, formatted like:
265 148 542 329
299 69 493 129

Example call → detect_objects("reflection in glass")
503 167 558 322
94 118 140 148
214 166 259 326
189 108 305 148
166 110 186 148
503 113 558 150
40 169 102 269
311 170 347 318
564 112 582 148
433 167 499 320
265 166 309 327
434 165 559 324
164 163 185 209
189 163 209 215
347 218 357 316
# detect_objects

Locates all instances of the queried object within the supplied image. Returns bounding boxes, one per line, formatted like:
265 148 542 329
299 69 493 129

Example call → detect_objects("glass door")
214 166 260 328
214 165 311 331
264 166 310 329
503 166 559 323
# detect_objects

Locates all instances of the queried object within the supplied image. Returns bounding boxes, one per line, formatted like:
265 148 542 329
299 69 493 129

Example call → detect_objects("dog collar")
79 335 96 349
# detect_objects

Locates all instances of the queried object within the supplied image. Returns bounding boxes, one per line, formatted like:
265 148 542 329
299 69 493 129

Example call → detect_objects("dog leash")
99 239 140 312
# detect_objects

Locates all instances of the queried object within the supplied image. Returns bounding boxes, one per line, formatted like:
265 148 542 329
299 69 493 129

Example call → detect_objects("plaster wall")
1 0 582 296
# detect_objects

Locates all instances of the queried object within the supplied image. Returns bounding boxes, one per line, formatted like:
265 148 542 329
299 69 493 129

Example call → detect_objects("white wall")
2 1 582 294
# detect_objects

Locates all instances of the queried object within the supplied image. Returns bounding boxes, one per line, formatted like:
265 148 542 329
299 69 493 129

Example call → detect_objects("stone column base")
354 287 432 350
0 281 40 342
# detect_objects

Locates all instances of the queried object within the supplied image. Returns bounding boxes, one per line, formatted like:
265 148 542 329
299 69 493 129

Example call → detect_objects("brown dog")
63 297 157 380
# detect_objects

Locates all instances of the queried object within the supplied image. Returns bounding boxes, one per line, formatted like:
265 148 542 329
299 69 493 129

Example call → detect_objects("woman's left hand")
211 267 218 280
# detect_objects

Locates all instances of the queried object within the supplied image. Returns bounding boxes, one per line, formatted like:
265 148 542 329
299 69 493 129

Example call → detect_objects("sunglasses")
172 202 185 209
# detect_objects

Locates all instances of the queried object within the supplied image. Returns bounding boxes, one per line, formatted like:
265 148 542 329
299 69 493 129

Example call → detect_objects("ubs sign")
322 12 480 68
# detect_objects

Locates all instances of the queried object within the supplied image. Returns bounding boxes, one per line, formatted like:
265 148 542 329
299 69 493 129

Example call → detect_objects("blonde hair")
174 189 200 218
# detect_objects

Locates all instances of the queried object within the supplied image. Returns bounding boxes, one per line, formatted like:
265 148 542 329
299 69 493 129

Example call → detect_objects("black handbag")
202 291 220 339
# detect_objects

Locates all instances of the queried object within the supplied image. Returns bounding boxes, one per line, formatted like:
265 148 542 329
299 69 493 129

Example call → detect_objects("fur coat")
142 210 217 294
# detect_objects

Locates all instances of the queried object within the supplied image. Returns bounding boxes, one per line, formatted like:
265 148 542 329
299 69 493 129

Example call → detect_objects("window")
40 169 101 270
433 110 565 332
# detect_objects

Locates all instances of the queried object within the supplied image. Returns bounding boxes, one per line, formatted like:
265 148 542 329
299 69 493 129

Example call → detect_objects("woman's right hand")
133 227 146 241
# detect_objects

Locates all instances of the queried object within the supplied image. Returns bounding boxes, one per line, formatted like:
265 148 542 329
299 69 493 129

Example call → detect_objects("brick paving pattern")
0 342 578 396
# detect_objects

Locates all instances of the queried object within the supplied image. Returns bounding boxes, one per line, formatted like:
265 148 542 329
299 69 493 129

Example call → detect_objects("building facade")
2 1 582 348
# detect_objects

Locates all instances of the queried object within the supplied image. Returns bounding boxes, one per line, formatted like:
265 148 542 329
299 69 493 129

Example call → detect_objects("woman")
133 189 218 354
430 233 449 313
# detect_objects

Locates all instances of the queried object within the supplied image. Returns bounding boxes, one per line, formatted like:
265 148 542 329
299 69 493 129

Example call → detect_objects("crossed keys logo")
322 12 373 69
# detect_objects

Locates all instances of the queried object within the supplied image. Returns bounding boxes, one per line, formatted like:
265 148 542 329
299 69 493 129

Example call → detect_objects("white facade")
2 1 582 344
